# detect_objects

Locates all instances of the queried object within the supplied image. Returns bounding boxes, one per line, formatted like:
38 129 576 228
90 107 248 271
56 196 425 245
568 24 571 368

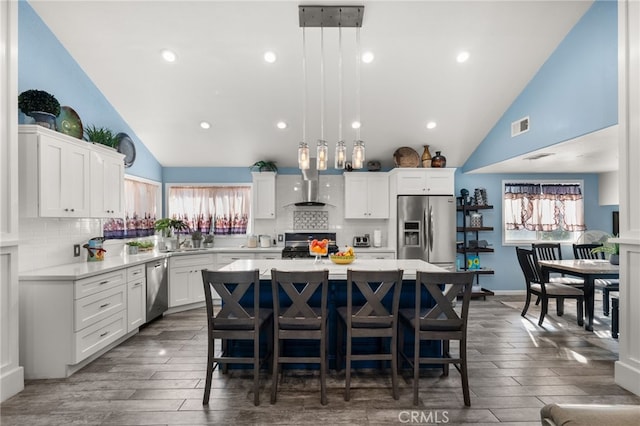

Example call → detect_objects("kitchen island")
219 258 447 370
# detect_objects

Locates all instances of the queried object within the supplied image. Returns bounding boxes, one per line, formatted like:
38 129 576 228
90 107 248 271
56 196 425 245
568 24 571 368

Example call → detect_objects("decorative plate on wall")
116 132 136 168
393 147 420 167
55 106 83 139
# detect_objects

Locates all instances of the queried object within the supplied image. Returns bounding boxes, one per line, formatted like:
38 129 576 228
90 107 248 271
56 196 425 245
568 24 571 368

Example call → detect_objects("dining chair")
336 269 404 401
398 271 474 406
573 243 619 316
270 269 329 405
532 243 584 286
516 247 584 327
201 269 273 406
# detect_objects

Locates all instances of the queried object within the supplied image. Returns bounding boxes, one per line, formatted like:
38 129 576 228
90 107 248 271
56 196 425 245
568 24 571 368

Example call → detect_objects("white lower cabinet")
126 265 146 332
168 253 215 308
20 270 129 379
355 251 396 260
215 252 256 269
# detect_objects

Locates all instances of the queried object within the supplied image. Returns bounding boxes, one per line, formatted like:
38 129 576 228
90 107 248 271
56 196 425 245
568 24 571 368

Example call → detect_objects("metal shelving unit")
456 205 495 299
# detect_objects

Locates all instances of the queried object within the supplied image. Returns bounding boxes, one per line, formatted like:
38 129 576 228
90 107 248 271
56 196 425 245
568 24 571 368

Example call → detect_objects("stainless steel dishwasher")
146 258 168 322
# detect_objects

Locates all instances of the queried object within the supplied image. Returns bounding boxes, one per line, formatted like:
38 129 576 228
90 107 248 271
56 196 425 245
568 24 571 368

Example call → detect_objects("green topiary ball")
18 89 61 116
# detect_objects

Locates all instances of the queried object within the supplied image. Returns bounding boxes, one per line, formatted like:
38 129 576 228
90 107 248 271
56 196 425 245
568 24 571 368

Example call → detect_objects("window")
503 180 585 244
167 185 251 235
104 176 160 239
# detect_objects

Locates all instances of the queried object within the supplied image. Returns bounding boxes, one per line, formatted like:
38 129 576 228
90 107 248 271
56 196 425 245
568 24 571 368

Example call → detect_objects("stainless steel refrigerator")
397 195 456 269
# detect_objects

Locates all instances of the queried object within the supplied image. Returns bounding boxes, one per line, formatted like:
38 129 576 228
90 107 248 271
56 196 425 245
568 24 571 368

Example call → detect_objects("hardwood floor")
2 294 639 425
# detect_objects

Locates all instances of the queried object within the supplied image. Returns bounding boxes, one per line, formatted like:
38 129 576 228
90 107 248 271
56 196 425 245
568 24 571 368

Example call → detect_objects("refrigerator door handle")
428 205 434 252
423 208 428 251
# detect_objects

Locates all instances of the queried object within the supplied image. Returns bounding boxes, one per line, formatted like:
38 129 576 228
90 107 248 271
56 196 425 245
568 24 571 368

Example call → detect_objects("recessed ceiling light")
456 51 470 63
200 121 211 129
276 121 287 129
361 51 374 64
264 51 277 63
426 121 437 130
351 121 361 129
161 49 177 63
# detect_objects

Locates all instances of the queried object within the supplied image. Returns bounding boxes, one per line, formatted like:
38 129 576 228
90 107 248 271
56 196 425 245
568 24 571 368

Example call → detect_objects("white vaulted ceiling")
29 0 612 172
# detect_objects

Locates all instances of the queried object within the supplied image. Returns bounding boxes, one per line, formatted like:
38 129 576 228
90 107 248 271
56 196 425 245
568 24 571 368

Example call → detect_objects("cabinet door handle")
132 282 141 287
70 208 75 212
99 303 110 309
99 280 109 285
100 331 109 338
64 208 69 212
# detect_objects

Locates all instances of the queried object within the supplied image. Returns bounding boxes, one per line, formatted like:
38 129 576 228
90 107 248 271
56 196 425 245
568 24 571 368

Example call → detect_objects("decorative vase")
193 239 202 248
29 111 57 130
610 254 619 265
421 145 432 168
431 151 447 168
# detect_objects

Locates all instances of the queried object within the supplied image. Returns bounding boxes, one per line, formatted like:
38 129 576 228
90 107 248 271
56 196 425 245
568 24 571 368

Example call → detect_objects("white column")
0 0 24 402
614 0 640 396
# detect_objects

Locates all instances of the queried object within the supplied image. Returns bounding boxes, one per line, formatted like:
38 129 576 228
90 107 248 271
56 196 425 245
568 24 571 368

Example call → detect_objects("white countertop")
19 246 396 281
219 258 445 280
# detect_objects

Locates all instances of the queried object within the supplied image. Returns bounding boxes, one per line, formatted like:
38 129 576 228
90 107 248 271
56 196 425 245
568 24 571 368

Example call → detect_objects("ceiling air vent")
511 116 530 137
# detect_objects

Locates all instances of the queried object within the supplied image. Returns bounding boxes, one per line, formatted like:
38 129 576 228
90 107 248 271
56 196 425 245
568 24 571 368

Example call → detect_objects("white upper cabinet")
20 126 91 217
393 168 455 195
344 172 389 219
252 172 276 219
19 125 124 219
91 148 124 218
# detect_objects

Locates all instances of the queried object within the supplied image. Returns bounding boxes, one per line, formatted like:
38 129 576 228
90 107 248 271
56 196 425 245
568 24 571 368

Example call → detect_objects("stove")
281 232 338 259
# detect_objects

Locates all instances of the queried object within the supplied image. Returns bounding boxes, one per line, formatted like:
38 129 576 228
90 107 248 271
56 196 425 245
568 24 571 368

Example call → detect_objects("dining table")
538 259 620 331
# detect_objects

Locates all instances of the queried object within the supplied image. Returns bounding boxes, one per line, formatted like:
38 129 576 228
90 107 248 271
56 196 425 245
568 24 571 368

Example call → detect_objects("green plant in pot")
154 218 190 249
18 89 61 130
191 230 203 248
591 235 620 265
84 125 118 148
203 234 214 248
250 160 278 173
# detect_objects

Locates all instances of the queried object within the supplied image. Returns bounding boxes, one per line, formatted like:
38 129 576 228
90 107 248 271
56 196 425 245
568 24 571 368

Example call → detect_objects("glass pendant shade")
298 142 310 170
316 139 328 170
335 140 346 169
352 140 365 169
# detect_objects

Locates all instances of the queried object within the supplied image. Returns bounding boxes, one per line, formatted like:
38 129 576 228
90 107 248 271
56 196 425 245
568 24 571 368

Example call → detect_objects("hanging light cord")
320 27 325 141
302 26 307 143
356 26 361 141
338 25 343 141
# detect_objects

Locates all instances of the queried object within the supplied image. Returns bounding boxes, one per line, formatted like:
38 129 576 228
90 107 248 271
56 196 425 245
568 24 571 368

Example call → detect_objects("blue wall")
463 0 617 173
18 1 162 182
454 171 618 292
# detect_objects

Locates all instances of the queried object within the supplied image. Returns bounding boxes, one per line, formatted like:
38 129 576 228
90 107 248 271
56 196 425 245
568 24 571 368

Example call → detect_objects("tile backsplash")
18 217 114 271
293 211 329 230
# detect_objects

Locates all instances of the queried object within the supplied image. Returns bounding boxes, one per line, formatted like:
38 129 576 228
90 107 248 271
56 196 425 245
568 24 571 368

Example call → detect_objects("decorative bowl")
330 255 355 265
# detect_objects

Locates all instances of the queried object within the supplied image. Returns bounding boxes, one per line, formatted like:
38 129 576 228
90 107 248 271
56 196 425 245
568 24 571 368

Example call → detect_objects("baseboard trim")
0 366 24 402
615 360 640 396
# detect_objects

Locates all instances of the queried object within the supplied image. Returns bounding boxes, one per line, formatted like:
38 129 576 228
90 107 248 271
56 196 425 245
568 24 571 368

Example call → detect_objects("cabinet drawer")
74 310 126 363
356 252 395 260
74 284 126 331
127 265 145 281
75 270 126 299
169 253 214 268
254 253 279 260
217 253 255 265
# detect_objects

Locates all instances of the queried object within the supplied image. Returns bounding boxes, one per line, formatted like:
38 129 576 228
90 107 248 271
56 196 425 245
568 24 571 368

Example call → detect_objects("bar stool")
398 271 475 406
336 269 403 401
270 269 329 405
201 269 272 406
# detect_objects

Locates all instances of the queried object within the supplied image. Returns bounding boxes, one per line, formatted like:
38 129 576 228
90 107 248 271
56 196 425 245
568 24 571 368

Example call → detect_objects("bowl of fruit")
309 238 329 259
330 246 355 264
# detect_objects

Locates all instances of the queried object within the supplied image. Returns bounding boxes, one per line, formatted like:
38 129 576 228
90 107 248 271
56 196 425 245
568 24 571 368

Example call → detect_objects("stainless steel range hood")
295 161 325 206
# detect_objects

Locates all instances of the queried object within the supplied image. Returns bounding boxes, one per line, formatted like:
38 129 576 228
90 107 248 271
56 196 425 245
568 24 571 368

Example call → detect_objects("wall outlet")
277 234 283 242
73 244 81 257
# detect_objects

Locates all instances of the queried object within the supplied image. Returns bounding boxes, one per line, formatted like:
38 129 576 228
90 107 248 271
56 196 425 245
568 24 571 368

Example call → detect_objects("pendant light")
316 27 328 171
335 24 346 169
352 26 365 169
298 26 310 170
